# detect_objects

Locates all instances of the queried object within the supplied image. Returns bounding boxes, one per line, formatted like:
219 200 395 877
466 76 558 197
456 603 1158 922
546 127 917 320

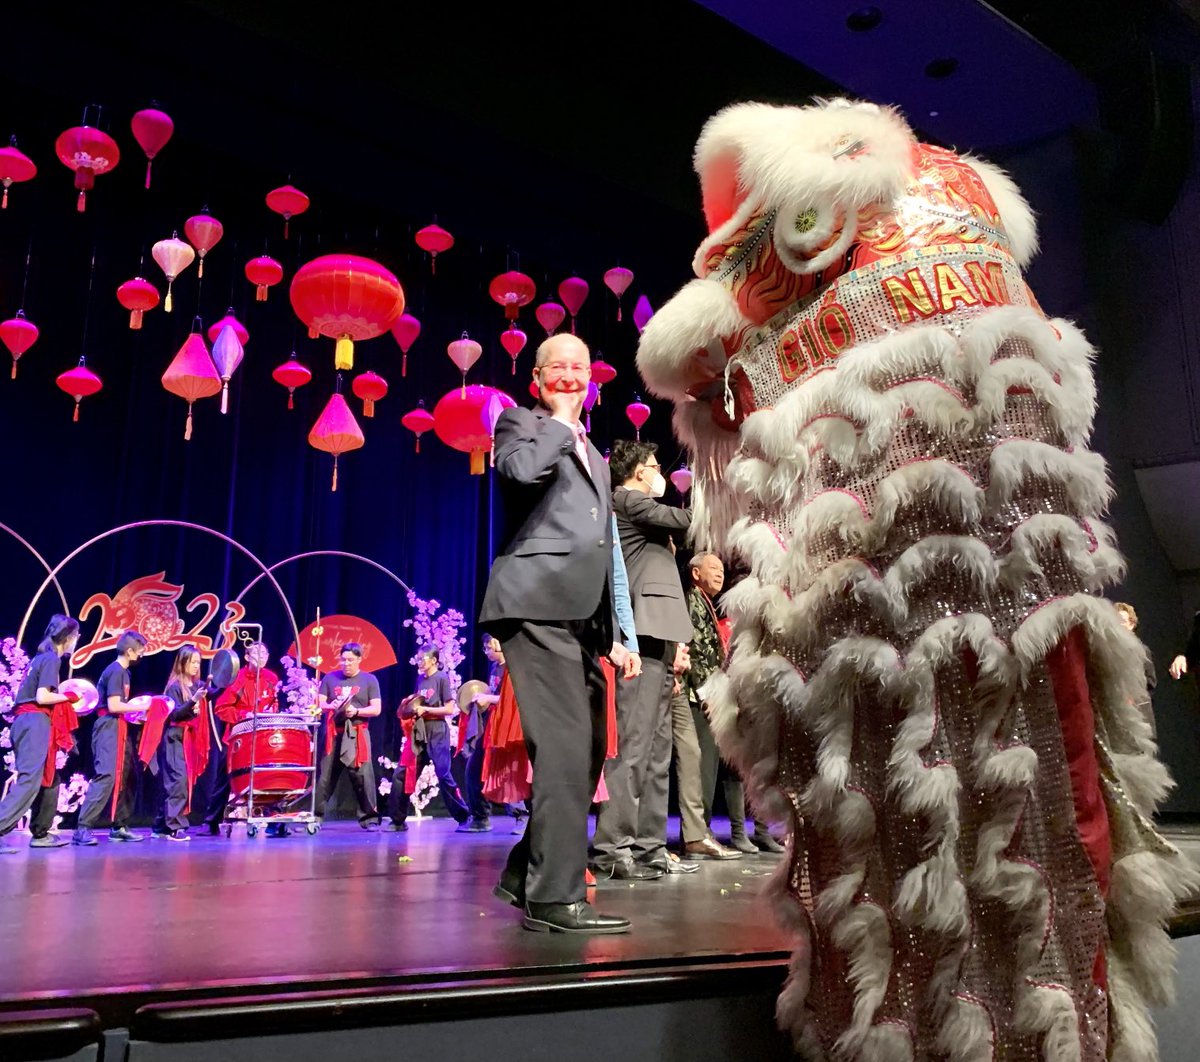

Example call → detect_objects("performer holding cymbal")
314 643 382 829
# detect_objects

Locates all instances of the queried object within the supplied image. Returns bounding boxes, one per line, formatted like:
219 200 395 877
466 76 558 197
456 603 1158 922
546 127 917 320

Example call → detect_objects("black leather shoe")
493 868 525 908
642 853 700 874
523 901 631 934
611 861 663 880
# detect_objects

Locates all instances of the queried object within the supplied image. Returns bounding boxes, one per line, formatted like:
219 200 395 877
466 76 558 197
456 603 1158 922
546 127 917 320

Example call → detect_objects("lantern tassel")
402 354 407 377
198 257 205 279
431 254 437 276
617 305 623 322
73 399 80 423
511 360 516 376
287 390 295 410
77 190 86 213
414 436 421 453
335 336 353 371
221 381 230 415
185 404 194 441
571 316 577 335
364 398 375 418
130 309 143 330
11 359 17 380
470 449 484 475
165 282 174 314
284 217 290 240
308 325 319 340
145 159 153 190
460 374 466 400
257 285 267 302
331 455 338 492
2 186 8 209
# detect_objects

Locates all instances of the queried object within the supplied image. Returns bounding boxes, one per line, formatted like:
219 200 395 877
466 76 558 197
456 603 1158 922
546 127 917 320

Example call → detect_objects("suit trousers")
695 700 766 837
498 611 608 905
671 689 708 845
591 636 675 867
78 715 136 829
0 712 60 839
154 727 189 833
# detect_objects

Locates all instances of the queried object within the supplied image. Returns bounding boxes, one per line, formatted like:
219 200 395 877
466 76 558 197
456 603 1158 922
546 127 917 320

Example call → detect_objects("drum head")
209 648 240 690
60 677 99 715
457 679 489 712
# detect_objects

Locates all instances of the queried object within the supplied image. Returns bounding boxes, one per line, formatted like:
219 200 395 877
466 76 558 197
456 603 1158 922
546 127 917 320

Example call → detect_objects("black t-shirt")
16 650 61 705
319 669 380 711
164 679 200 723
98 660 131 714
413 669 453 707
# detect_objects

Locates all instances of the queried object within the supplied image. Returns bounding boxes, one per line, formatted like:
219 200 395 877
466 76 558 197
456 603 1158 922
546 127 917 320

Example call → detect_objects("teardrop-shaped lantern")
390 312 421 376
211 324 245 415
499 328 527 375
590 359 617 405
603 267 634 321
535 301 566 337
633 295 654 334
625 396 651 441
184 213 224 278
558 277 589 334
447 331 482 398
151 234 196 313
131 108 173 189
206 309 249 347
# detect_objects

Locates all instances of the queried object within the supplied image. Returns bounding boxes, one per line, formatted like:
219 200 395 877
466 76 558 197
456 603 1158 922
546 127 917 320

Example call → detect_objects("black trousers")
497 610 608 905
78 716 136 829
0 712 60 839
314 727 379 823
153 727 188 833
201 721 231 828
389 719 468 823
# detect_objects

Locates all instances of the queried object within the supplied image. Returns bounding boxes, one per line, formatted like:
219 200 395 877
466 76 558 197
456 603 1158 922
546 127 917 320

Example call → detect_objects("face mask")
648 471 666 498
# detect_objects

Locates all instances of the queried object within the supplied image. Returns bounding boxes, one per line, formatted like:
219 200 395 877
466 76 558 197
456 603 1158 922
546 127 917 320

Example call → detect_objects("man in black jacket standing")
480 332 631 935
591 440 698 878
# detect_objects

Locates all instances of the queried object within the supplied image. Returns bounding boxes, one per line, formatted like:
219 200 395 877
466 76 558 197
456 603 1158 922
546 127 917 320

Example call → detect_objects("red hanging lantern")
488 271 536 325
0 139 36 209
245 256 284 301
415 224 454 273
290 254 404 371
308 392 364 491
499 328 527 375
402 402 435 453
162 322 221 440
589 358 616 405
535 301 566 337
184 214 223 278
206 309 249 346
558 277 589 334
55 124 119 213
447 331 482 398
433 384 516 475
130 108 173 189
625 396 651 441
266 184 309 239
352 370 388 417
272 353 312 410
56 358 102 421
0 312 38 379
603 267 634 321
390 312 420 376
116 278 160 330
152 234 195 313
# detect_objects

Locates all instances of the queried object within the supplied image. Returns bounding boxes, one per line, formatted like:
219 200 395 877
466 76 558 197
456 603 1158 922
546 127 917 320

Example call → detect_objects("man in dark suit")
591 440 698 878
480 332 632 935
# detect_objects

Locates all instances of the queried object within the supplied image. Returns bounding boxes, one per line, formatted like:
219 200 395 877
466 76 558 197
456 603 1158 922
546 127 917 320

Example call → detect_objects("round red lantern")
290 254 404 371
603 267 634 321
499 328 527 375
55 124 119 213
558 277 589 334
535 302 566 337
0 139 36 209
402 401 435 453
433 384 516 475
391 312 420 377
489 271 536 325
590 358 617 405
245 256 284 301
184 214 224 278
352 370 388 418
308 392 364 491
415 224 454 273
272 353 312 410
0 311 38 379
266 184 309 239
206 309 249 346
116 278 160 330
56 358 103 421
131 108 173 189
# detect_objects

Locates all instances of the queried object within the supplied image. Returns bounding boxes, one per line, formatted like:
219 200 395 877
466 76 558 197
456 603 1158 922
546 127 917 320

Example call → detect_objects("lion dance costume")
637 100 1198 1061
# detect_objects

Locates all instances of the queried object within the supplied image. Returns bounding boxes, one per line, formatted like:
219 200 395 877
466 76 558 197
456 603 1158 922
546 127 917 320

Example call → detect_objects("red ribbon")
16 702 79 787
110 717 130 819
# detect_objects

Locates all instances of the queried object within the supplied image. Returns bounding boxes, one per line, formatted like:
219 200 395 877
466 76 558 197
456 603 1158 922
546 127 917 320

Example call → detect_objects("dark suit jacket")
612 485 692 643
479 406 617 642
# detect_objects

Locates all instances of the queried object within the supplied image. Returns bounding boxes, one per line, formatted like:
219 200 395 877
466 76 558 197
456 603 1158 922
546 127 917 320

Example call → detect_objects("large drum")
228 716 314 803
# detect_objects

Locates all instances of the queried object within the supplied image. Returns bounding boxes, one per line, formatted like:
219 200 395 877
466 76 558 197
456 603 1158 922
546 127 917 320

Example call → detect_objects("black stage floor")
0 816 793 1025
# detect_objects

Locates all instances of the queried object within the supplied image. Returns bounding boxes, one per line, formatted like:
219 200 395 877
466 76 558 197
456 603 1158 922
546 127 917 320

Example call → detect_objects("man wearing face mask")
591 440 698 879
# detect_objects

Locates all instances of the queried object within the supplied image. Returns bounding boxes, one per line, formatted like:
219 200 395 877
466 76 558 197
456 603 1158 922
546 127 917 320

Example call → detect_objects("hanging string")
80 241 99 359
19 230 34 310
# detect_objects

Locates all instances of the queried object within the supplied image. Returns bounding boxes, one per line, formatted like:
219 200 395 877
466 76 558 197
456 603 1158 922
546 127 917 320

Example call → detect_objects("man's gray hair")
688 551 721 572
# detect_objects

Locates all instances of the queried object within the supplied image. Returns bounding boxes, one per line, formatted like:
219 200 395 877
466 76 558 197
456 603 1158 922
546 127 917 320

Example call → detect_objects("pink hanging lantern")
211 324 245 415
582 381 599 433
499 327 526 375
266 184 309 238
670 467 693 494
56 358 102 421
390 312 421 376
0 311 38 379
402 402 435 453
590 358 616 405
633 295 654 334
116 277 160 330
55 123 119 212
130 108 173 189
558 277 589 334
535 302 566 336
433 384 516 474
488 271 536 325
245 256 284 301
272 353 312 410
206 309 249 346
308 392 364 491
151 234 196 313
603 267 634 321
184 214 224 278
352 370 388 418
447 331 482 397
162 323 221 440
0 139 36 209
625 396 651 441
415 224 454 273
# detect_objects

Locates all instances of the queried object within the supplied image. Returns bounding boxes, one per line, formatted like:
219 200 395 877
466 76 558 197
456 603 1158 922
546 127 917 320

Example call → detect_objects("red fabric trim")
182 694 211 814
137 702 171 766
353 723 369 769
19 701 80 786
111 717 129 820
